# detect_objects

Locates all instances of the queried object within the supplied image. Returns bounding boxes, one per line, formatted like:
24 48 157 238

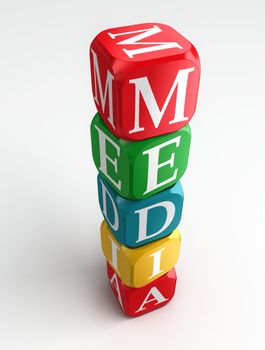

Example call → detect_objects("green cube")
91 113 191 200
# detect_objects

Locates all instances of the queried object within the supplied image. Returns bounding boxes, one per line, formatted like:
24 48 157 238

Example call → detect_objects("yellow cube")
100 220 181 288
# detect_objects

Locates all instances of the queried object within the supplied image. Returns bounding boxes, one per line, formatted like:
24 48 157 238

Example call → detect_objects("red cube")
107 262 177 317
90 23 200 140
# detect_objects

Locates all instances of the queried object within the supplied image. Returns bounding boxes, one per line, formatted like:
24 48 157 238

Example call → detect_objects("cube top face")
100 220 181 288
97 174 184 247
90 23 200 140
107 263 177 317
93 23 195 62
91 113 191 200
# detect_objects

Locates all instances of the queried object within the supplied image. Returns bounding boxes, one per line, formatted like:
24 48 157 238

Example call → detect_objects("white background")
1 0 265 349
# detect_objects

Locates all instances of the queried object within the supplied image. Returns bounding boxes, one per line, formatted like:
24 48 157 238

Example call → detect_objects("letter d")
100 179 119 231
135 201 175 243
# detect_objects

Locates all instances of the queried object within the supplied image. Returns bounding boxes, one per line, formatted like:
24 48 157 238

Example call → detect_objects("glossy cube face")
107 263 177 317
98 174 184 247
91 113 191 200
100 220 181 288
90 22 200 140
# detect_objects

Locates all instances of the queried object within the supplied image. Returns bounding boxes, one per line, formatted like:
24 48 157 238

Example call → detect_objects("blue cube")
97 174 184 247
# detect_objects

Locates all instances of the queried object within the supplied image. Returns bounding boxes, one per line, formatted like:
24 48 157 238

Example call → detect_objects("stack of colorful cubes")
89 23 200 316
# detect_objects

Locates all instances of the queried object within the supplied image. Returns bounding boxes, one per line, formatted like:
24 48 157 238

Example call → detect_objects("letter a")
135 287 168 313
109 273 124 310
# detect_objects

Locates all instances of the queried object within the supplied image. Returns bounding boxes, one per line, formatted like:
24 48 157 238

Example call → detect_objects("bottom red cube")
107 262 177 317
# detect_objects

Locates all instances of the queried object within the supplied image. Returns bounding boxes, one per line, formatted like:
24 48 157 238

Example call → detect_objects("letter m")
129 67 195 134
91 49 115 129
108 24 183 58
